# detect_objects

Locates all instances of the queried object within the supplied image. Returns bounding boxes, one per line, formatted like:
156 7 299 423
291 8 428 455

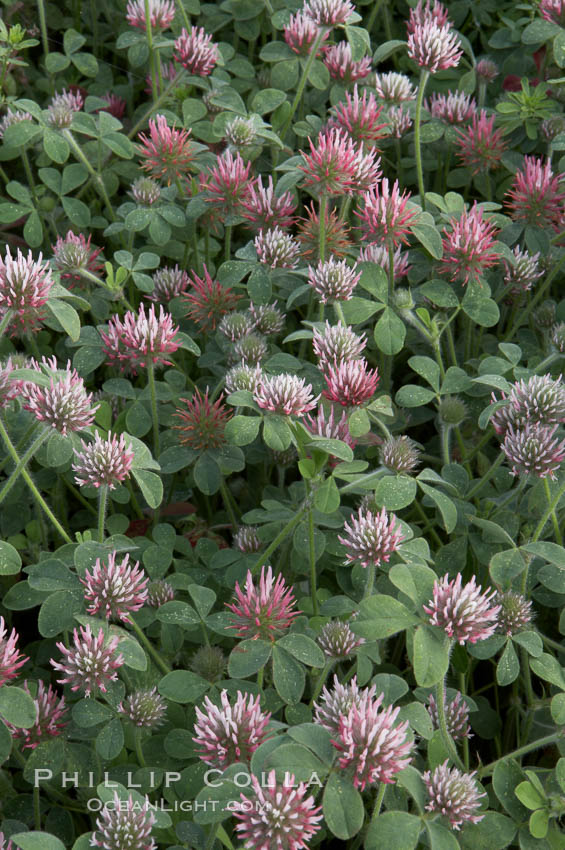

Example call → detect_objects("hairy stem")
414 69 430 210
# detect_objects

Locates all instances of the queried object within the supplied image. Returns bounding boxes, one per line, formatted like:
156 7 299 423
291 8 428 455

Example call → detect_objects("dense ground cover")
0 0 565 847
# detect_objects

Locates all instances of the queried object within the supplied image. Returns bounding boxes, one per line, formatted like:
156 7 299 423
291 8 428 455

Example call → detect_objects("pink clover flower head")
219 312 255 342
339 506 404 568
359 242 411 279
52 231 104 283
308 256 361 303
137 114 195 184
233 525 262 554
357 178 418 247
147 579 175 607
91 792 156 850
334 689 413 789
225 363 263 395
203 149 252 218
299 128 381 196
193 689 272 768
424 762 486 830
0 835 13 850
284 12 329 56
373 71 416 103
0 108 29 140
303 0 354 26
428 91 477 124
242 176 297 231
314 675 374 735
502 422 565 479
380 435 421 474
503 246 543 297
0 616 28 686
0 247 53 336
509 374 565 427
406 0 450 33
331 86 389 145
540 0 565 26
387 105 414 138
495 590 534 636
126 0 175 29
504 156 565 232
5 680 67 750
51 625 124 698
407 19 462 74
21 357 98 435
226 565 300 640
148 264 190 302
249 301 285 336
427 690 472 741
0 357 18 408
303 406 356 459
312 320 366 369
254 373 319 416
455 110 507 174
323 42 372 84
81 551 149 623
439 203 500 286
174 26 218 76
232 333 268 367
97 93 127 119
318 620 364 659
184 264 241 332
423 573 500 644
101 303 180 375
118 687 167 728
47 88 83 128
174 390 231 451
254 226 301 269
233 769 323 850
131 176 161 206
323 358 380 407
476 57 499 82
72 431 134 490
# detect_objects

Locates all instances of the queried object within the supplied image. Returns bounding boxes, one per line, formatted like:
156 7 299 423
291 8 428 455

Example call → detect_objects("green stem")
372 783 386 820
97 485 109 542
365 0 385 35
135 727 147 767
414 69 430 210
252 503 309 574
532 475 565 542
147 363 160 457
0 417 72 543
363 562 376 600
543 476 563 545
542 633 565 655
279 28 329 141
0 309 13 337
333 301 346 325
441 426 451 467
436 679 466 771
458 673 470 771
220 480 238 530
224 224 232 262
318 193 328 263
37 0 49 59
34 784 41 831
308 508 319 616
205 823 220 850
0 428 50 506
309 661 333 706
127 71 184 140
466 452 504 500
144 0 157 101
520 646 536 712
387 239 395 304
128 617 172 675
62 130 116 221
479 733 561 778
